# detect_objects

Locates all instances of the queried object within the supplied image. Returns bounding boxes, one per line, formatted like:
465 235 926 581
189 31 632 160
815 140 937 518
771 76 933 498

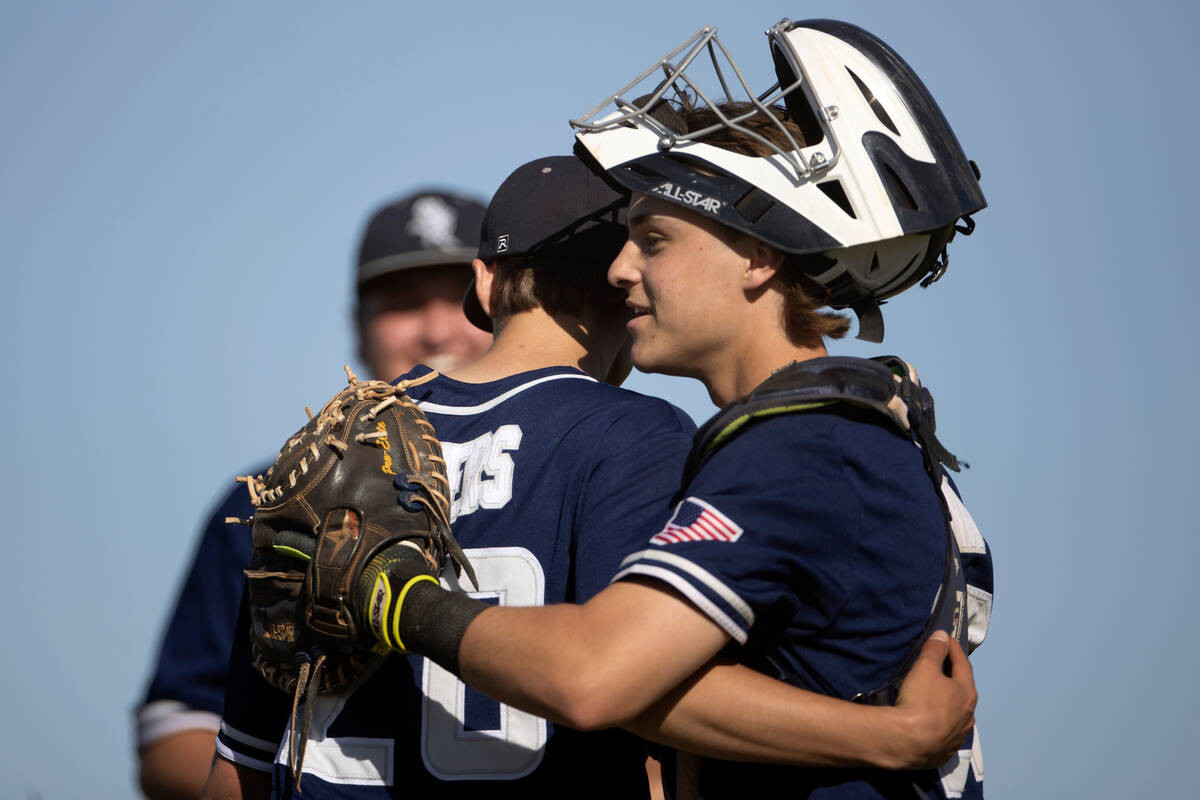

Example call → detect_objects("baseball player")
205 155 979 800
135 191 491 800
352 20 994 799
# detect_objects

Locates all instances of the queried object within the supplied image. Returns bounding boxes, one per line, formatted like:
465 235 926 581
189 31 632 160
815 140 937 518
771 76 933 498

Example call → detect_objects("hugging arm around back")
627 631 976 770
456 578 731 732
451 576 975 770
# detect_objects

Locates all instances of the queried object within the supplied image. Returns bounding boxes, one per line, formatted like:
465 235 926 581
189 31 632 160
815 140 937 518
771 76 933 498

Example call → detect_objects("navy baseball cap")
466 155 628 331
356 191 486 287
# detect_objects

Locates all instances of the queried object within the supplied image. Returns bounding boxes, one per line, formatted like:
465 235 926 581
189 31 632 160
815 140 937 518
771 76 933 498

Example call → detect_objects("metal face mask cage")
570 18 986 342
570 23 840 182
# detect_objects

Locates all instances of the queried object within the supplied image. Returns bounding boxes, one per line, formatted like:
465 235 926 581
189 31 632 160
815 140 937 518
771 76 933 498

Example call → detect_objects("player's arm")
462 578 728 729
376 563 976 767
371 549 978 770
626 631 976 770
200 756 269 800
372 566 730 730
140 731 222 800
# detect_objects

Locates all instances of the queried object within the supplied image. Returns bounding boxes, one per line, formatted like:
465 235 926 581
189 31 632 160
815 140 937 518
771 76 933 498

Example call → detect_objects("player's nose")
608 240 640 288
420 298 461 344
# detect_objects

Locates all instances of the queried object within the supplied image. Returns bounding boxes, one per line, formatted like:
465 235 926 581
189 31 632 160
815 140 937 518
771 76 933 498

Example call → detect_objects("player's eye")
641 233 666 253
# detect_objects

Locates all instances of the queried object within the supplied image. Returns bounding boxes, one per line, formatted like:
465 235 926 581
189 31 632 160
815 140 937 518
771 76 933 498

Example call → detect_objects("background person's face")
358 265 492 380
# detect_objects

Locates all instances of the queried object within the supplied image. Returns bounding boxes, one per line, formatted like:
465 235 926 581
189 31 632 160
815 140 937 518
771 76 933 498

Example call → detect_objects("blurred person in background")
135 191 491 800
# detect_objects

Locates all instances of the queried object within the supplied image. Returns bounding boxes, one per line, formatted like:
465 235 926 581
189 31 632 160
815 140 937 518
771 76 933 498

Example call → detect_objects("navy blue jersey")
218 365 695 797
614 407 992 799
136 468 263 748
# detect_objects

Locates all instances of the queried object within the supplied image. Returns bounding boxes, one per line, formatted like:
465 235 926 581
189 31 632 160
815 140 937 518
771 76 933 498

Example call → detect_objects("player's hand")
889 630 976 769
354 541 488 674
355 543 441 652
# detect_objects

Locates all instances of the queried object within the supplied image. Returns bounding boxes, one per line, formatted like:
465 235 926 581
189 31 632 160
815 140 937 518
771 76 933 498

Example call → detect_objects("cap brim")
462 276 492 332
358 247 477 285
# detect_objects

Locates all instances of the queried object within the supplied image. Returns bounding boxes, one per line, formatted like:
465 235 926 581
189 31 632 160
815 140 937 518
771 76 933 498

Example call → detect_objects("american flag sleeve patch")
650 497 743 545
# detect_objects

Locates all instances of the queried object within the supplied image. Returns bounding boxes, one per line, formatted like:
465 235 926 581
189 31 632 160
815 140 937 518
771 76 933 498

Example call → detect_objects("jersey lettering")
442 425 522 520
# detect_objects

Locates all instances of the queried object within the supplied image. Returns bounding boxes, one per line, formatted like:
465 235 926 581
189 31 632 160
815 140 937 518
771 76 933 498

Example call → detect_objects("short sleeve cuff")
136 700 221 749
611 549 755 645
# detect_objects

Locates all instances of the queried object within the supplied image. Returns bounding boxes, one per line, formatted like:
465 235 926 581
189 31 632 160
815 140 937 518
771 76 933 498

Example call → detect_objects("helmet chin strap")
851 298 885 342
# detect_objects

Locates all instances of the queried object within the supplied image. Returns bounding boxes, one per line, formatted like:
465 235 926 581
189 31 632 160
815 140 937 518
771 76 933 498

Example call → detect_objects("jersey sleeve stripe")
616 549 755 629
612 563 749 644
214 737 275 773
219 719 280 754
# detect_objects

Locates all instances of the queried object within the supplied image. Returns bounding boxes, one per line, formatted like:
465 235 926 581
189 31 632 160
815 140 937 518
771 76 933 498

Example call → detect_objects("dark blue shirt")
136 468 262 748
218 365 696 798
615 407 991 799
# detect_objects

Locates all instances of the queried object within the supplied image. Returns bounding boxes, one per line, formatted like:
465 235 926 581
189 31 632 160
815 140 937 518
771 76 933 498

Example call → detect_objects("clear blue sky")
2 1 1195 796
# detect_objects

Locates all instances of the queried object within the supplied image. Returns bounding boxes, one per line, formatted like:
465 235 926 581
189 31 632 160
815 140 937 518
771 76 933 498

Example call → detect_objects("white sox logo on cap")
407 195 462 249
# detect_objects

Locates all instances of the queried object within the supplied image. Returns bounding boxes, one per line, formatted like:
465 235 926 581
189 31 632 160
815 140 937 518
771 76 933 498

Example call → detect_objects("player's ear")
743 241 784 291
472 258 499 318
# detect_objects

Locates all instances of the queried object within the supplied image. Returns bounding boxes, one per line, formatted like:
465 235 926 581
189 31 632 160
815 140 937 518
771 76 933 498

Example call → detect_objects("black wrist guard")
358 543 487 675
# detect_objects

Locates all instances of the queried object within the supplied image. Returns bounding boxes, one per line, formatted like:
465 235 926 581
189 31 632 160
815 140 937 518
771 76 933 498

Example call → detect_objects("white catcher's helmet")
571 19 986 341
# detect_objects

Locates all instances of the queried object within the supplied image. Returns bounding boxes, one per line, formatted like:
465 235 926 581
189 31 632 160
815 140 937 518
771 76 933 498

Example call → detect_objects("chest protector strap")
682 355 968 705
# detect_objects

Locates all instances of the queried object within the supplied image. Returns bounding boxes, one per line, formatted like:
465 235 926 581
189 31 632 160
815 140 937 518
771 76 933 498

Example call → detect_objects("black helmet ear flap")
769 40 824 147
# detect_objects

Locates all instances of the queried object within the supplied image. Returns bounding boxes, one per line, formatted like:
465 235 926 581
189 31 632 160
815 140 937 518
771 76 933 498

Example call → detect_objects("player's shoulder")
405 363 695 435
691 405 917 497
716 402 910 456
574 379 695 432
701 406 840 460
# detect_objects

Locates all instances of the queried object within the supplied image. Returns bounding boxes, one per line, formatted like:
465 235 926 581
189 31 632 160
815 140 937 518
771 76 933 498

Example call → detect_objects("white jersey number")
422 546 548 780
276 546 548 786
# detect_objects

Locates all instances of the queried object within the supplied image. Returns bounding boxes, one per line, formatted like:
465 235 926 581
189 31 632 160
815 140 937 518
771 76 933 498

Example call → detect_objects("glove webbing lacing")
241 367 450 509
288 649 326 791
357 370 472 584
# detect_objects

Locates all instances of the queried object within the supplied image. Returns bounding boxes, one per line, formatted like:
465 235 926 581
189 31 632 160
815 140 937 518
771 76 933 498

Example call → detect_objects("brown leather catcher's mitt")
237 367 474 706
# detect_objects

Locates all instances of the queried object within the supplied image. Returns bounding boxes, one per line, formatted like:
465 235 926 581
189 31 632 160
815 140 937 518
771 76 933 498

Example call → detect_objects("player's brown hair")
491 247 624 322
678 102 851 344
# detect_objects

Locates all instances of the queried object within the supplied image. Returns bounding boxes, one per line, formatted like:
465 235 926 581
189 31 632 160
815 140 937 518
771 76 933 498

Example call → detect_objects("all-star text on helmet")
571 19 986 341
